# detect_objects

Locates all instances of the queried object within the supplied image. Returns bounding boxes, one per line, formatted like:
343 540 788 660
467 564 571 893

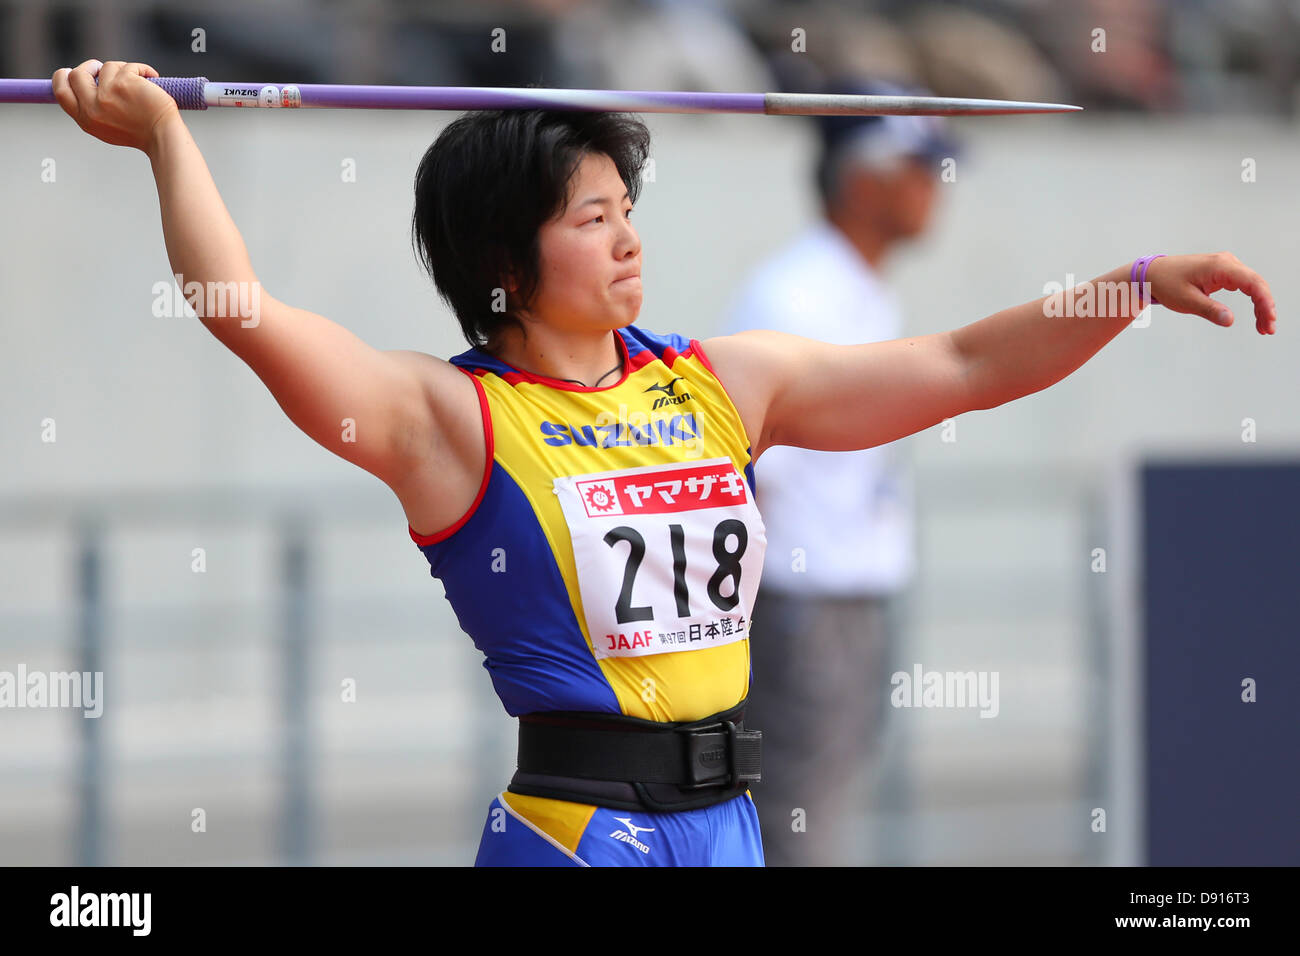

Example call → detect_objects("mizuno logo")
643 377 684 396
643 377 691 411
609 817 655 853
613 817 655 838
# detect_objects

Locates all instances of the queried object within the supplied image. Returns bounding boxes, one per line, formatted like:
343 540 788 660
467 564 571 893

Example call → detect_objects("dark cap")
815 76 962 169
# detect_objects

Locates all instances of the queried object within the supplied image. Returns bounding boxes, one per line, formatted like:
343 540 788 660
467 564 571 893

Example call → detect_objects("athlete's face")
524 151 642 332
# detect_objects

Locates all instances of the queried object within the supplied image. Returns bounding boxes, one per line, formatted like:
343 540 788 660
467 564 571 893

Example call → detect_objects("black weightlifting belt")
507 700 762 813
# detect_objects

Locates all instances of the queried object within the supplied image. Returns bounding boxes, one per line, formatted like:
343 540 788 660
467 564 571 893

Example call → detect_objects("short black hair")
411 109 652 353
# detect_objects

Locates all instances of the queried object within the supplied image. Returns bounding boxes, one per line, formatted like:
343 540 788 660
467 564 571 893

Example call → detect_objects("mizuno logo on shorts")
610 817 655 853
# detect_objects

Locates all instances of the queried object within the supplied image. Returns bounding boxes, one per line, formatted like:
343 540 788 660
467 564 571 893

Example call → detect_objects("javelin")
0 76 1080 115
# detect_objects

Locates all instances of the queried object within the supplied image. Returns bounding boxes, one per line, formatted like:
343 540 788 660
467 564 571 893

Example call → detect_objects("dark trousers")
744 587 891 866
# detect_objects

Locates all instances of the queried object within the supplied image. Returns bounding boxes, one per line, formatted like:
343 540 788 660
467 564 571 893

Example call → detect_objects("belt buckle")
723 719 762 788
678 720 730 790
679 718 762 790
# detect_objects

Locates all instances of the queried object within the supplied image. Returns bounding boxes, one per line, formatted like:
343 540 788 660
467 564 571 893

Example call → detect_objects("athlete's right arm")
52 59 451 490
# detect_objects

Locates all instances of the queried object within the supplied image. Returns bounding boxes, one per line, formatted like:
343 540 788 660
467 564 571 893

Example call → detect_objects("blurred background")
1 0 1297 865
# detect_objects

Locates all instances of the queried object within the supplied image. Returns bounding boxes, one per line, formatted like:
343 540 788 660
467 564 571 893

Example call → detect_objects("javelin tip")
763 92 1083 116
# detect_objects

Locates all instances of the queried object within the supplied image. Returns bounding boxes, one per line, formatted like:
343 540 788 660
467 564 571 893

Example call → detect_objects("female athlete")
52 59 1277 867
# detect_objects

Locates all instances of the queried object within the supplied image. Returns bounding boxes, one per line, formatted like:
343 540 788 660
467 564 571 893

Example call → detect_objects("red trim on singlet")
408 367 495 547
493 328 654 392
689 337 755 454
688 338 716 376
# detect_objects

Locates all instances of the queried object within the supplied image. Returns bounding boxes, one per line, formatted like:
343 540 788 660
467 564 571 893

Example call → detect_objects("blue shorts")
474 790 765 867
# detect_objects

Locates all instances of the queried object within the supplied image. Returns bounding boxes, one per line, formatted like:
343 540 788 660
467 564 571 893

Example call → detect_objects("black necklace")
559 361 623 388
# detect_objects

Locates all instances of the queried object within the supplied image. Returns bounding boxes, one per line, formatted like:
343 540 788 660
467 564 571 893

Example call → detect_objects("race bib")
553 457 766 660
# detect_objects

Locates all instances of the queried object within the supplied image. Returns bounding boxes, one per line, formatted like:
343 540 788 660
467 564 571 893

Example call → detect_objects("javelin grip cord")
148 76 208 110
0 75 208 108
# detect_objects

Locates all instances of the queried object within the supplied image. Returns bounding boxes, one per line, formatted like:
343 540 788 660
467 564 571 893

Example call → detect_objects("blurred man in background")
721 78 959 866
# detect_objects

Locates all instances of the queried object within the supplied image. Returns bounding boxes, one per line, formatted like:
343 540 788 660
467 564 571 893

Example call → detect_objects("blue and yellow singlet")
408 323 768 865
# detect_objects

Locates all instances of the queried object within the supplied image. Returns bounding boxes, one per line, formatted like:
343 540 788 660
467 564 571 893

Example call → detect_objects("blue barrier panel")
1142 461 1300 865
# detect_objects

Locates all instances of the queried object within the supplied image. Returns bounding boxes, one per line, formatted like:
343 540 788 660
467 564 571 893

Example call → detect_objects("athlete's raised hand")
1146 252 1278 335
51 59 180 153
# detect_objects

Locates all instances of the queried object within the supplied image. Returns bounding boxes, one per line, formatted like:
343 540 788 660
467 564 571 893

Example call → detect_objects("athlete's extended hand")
1145 252 1277 335
51 59 180 153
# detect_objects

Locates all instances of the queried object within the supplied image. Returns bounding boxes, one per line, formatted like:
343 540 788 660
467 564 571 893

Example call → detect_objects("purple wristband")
1132 254 1166 306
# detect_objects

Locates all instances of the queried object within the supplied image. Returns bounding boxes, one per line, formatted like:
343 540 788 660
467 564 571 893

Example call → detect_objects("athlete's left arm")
705 252 1276 454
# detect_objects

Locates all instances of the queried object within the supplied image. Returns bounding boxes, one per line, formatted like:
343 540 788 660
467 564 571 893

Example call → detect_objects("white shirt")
720 220 916 597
